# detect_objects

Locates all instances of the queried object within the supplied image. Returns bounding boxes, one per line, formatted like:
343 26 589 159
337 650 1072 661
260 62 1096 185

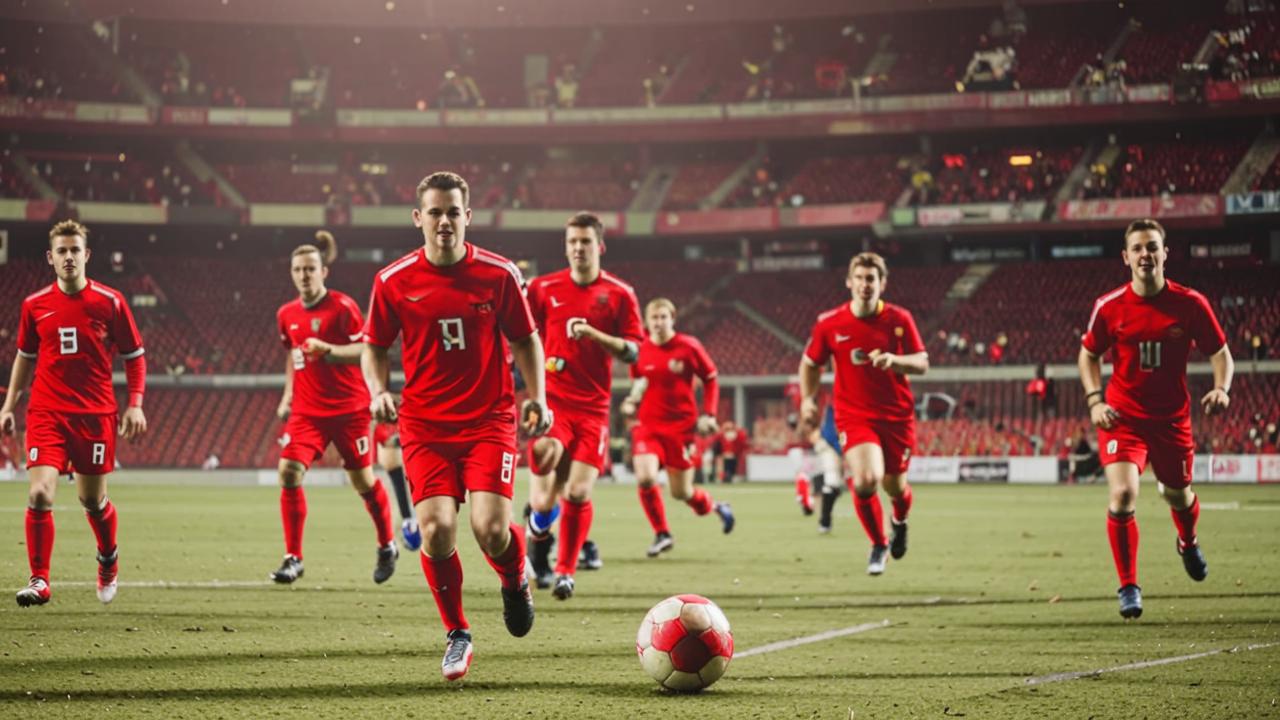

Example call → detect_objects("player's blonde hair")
49 219 89 245
292 230 338 266
848 252 888 282
646 297 676 318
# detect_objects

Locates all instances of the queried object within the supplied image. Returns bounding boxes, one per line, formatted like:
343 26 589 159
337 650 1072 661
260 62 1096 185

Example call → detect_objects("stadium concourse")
0 0 1279 716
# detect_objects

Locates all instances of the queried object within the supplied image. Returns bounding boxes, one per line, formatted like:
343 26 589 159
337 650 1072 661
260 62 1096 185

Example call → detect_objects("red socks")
25 508 54 582
852 491 887 547
685 488 714 516
555 500 593 576
891 485 913 524
483 523 526 591
280 486 307 559
85 499 118 555
360 483 394 547
1107 511 1139 587
421 551 469 631
637 484 669 535
1170 496 1200 548
796 474 814 514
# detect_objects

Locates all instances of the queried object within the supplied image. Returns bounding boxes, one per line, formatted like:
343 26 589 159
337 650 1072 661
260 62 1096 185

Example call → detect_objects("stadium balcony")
909 146 1080 206
28 152 217 206
772 153 906 207
516 159 640 211
1084 138 1252 199
662 162 739 210
0 152 37 199
1253 154 1280 191
0 21 127 103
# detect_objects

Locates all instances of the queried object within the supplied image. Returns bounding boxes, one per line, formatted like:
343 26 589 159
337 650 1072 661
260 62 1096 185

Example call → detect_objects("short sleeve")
616 284 645 344
897 308 925 354
277 306 292 349
1188 291 1226 356
341 295 365 342
1081 298 1112 355
497 266 536 342
16 300 38 358
362 276 401 348
689 336 718 381
526 279 547 338
112 294 145 359
803 318 831 366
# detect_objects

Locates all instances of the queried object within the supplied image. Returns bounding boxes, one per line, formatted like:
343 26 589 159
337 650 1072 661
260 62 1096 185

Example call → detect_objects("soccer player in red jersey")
374 420 423 552
524 212 644 600
799 253 928 576
1 220 147 607
1078 219 1232 619
272 230 397 585
622 298 735 558
362 171 551 681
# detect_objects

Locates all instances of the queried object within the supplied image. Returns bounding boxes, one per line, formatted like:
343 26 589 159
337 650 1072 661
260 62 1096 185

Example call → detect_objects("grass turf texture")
1 479 1277 718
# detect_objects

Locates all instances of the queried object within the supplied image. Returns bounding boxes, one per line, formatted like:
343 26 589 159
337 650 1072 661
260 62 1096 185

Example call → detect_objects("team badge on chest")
311 318 322 333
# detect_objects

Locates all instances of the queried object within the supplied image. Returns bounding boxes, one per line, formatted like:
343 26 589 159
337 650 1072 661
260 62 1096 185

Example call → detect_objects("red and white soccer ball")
636 594 734 692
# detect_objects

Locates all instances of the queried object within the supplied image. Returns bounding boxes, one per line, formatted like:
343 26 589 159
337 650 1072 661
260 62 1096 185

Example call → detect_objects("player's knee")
78 494 107 514
565 487 591 504
28 486 55 511
668 484 690 501
473 519 510 556
849 475 878 497
1110 486 1137 510
530 438 561 476
278 462 305 488
1160 483 1193 509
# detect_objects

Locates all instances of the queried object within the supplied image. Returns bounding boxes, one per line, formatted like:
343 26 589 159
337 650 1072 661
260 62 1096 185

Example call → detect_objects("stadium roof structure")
4 0 1122 29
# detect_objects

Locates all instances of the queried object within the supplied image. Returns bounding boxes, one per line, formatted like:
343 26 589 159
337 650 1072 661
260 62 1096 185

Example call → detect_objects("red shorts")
632 424 696 472
837 418 916 476
280 411 373 471
373 421 399 449
399 416 517 503
1098 416 1194 488
528 408 609 473
25 409 116 475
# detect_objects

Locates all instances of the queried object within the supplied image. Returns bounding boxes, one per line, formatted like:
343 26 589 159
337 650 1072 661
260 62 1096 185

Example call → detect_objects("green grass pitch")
2 477 1278 718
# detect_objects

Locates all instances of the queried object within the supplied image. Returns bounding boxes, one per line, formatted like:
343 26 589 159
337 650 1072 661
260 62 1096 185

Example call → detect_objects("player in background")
813 404 845 532
272 230 397 585
524 212 643 600
1078 219 1232 619
621 298 735 558
712 420 749 483
375 421 423 551
1 220 147 606
799 253 928 576
362 171 550 682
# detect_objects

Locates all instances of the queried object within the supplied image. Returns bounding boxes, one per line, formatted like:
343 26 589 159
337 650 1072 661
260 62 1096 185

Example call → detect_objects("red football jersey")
630 333 718 432
16 280 144 415
1082 280 1226 420
527 268 643 418
803 300 924 424
277 290 370 417
363 244 535 429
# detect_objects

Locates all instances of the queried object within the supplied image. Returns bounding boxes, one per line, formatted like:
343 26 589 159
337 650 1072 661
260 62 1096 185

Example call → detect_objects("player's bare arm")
797 356 823 430
119 406 148 442
0 354 35 435
277 355 294 420
362 343 397 423
1078 345 1117 429
870 349 929 375
302 337 365 365
568 319 639 362
619 377 647 417
1201 345 1233 417
512 332 552 436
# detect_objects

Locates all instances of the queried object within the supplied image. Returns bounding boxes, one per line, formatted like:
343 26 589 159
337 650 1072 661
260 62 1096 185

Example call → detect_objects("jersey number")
439 318 466 351
1138 340 1162 372
59 327 78 355
92 443 106 466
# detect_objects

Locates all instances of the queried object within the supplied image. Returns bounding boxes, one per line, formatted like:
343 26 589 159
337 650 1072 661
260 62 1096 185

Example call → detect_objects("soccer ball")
636 594 733 692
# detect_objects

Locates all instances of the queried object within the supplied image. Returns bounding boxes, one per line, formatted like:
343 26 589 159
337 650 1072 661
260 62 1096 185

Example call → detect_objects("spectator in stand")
712 421 750 483
554 64 579 108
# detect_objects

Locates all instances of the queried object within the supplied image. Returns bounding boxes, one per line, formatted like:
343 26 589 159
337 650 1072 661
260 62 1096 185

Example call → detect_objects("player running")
272 230 397 585
375 420 423 552
1078 219 1232 619
362 171 550 681
524 212 644 600
2 220 148 607
621 298 735 558
799 252 928 576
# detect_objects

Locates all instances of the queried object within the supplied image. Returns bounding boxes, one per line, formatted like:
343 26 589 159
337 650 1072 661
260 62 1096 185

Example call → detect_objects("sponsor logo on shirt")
835 334 851 343
668 359 685 374
472 300 494 314
550 296 565 308
1168 326 1184 338
406 295 425 303
36 311 56 321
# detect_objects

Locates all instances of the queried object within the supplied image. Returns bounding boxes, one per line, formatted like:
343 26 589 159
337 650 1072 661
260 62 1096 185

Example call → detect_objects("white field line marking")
735 619 890 659
1024 641 1280 686
56 580 277 589
1201 502 1239 510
